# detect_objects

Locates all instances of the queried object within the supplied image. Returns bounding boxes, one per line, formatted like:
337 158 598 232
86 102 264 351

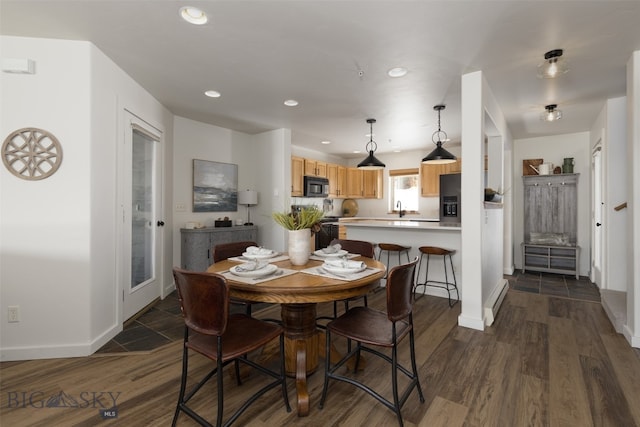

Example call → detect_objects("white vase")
288 228 311 266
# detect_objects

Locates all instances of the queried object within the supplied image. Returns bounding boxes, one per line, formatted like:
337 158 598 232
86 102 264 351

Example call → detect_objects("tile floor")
505 270 601 302
96 271 600 355
95 292 184 354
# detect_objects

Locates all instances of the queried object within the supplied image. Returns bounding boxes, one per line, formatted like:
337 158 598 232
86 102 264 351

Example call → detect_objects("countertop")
339 218 461 231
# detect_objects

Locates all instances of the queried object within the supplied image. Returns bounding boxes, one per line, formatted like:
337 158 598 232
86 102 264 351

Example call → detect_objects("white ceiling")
2 1 640 159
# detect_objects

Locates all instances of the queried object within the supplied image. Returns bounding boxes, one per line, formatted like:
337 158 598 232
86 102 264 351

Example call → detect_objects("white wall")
512 132 591 277
171 118 292 266
591 97 627 292
458 71 512 330
1 37 92 358
0 36 173 361
626 51 640 347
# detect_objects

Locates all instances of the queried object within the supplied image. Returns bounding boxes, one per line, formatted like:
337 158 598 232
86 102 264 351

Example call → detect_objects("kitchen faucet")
396 201 405 218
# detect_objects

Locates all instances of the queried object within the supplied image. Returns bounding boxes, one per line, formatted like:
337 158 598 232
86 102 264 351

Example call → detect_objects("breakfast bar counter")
342 219 462 300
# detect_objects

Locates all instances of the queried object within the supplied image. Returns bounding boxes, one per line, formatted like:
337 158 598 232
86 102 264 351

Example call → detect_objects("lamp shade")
540 104 562 122
357 151 386 169
422 104 456 164
357 118 385 170
422 143 457 164
537 49 569 79
238 189 258 205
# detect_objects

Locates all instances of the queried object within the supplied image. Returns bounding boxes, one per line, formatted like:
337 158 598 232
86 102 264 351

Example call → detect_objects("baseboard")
623 324 640 349
458 314 485 331
600 290 626 334
1 324 121 362
484 279 509 326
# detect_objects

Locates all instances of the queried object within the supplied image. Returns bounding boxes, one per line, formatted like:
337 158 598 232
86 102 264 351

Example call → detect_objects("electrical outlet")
8 306 20 323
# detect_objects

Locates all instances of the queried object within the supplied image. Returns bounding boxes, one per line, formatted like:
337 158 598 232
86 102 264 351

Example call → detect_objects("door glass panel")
131 129 156 289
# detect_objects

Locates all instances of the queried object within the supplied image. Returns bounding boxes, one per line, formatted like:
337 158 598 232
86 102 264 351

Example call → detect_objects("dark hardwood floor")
2 285 638 426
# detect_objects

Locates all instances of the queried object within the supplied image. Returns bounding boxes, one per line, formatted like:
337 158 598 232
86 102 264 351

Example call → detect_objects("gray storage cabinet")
180 226 258 271
521 174 580 278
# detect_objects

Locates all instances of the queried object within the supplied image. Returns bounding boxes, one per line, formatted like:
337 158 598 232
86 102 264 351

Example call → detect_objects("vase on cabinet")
288 228 311 265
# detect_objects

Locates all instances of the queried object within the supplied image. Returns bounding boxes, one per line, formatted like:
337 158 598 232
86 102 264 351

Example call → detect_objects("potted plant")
272 207 324 265
484 187 508 203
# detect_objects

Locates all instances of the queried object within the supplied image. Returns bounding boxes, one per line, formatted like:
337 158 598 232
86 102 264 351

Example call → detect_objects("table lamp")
238 189 258 225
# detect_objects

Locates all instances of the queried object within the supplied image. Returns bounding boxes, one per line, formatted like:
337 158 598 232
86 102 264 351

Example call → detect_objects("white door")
591 144 603 286
120 111 163 321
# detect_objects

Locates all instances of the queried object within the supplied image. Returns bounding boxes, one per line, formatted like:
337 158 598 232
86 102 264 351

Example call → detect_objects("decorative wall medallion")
2 127 63 180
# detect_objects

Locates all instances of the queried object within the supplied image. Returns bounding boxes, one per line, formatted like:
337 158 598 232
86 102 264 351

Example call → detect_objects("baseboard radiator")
484 279 509 326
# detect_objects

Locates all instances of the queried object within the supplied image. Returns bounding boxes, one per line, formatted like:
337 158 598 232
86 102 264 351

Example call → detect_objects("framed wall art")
192 159 238 212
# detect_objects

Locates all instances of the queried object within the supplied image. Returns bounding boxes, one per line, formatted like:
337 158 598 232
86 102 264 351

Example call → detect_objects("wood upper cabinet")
337 166 347 197
420 158 462 197
304 159 327 177
346 167 364 198
291 156 304 196
327 163 347 198
363 169 383 199
345 168 382 199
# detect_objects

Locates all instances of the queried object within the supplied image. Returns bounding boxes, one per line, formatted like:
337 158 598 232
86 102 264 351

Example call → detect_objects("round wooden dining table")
206 256 386 416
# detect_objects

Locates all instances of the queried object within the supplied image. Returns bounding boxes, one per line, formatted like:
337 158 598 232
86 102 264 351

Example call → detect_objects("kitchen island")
341 219 461 301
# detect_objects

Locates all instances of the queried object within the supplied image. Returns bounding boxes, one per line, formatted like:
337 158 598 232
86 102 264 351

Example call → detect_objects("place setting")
218 258 296 284
302 258 382 281
309 243 360 261
227 245 290 263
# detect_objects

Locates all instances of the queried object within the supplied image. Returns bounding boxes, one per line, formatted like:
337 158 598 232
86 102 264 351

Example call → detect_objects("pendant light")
541 104 562 122
422 105 456 164
357 118 385 169
537 49 569 79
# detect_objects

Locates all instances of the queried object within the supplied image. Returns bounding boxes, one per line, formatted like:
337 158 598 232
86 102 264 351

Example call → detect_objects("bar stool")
414 246 459 307
377 243 411 281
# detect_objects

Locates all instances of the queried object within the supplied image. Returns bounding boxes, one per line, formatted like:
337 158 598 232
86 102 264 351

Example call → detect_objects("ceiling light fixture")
179 6 208 25
537 49 569 78
387 67 408 78
541 104 562 122
422 105 456 164
357 118 385 170
204 90 221 98
321 140 331 145
284 99 299 106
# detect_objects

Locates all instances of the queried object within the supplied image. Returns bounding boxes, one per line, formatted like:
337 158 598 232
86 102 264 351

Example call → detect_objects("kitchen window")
389 168 419 213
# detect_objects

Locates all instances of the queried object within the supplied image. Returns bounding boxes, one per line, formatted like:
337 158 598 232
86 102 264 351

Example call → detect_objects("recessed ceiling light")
353 150 361 154
180 6 208 25
204 90 221 98
284 99 299 106
321 140 331 145
387 67 408 78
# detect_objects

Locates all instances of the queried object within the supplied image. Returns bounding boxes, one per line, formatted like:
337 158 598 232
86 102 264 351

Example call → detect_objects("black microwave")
304 176 329 197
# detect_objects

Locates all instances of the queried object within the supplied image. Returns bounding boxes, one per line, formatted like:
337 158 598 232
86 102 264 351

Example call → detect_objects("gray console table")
180 226 258 271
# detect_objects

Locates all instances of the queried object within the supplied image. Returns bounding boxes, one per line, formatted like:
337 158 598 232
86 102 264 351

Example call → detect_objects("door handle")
596 222 601 227
157 220 165 227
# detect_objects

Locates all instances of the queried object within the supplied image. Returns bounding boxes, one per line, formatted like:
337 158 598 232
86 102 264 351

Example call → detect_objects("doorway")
591 143 603 286
119 111 164 321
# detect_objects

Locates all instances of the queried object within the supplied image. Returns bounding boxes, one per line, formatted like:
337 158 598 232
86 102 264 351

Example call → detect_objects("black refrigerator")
439 173 461 224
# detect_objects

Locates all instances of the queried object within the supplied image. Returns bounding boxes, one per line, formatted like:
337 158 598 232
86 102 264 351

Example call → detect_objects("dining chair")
319 258 424 427
213 241 259 316
328 238 376 317
171 268 290 427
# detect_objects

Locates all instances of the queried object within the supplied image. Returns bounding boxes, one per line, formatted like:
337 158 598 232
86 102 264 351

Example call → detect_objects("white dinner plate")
242 251 278 259
230 264 278 278
322 263 366 275
313 249 348 258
